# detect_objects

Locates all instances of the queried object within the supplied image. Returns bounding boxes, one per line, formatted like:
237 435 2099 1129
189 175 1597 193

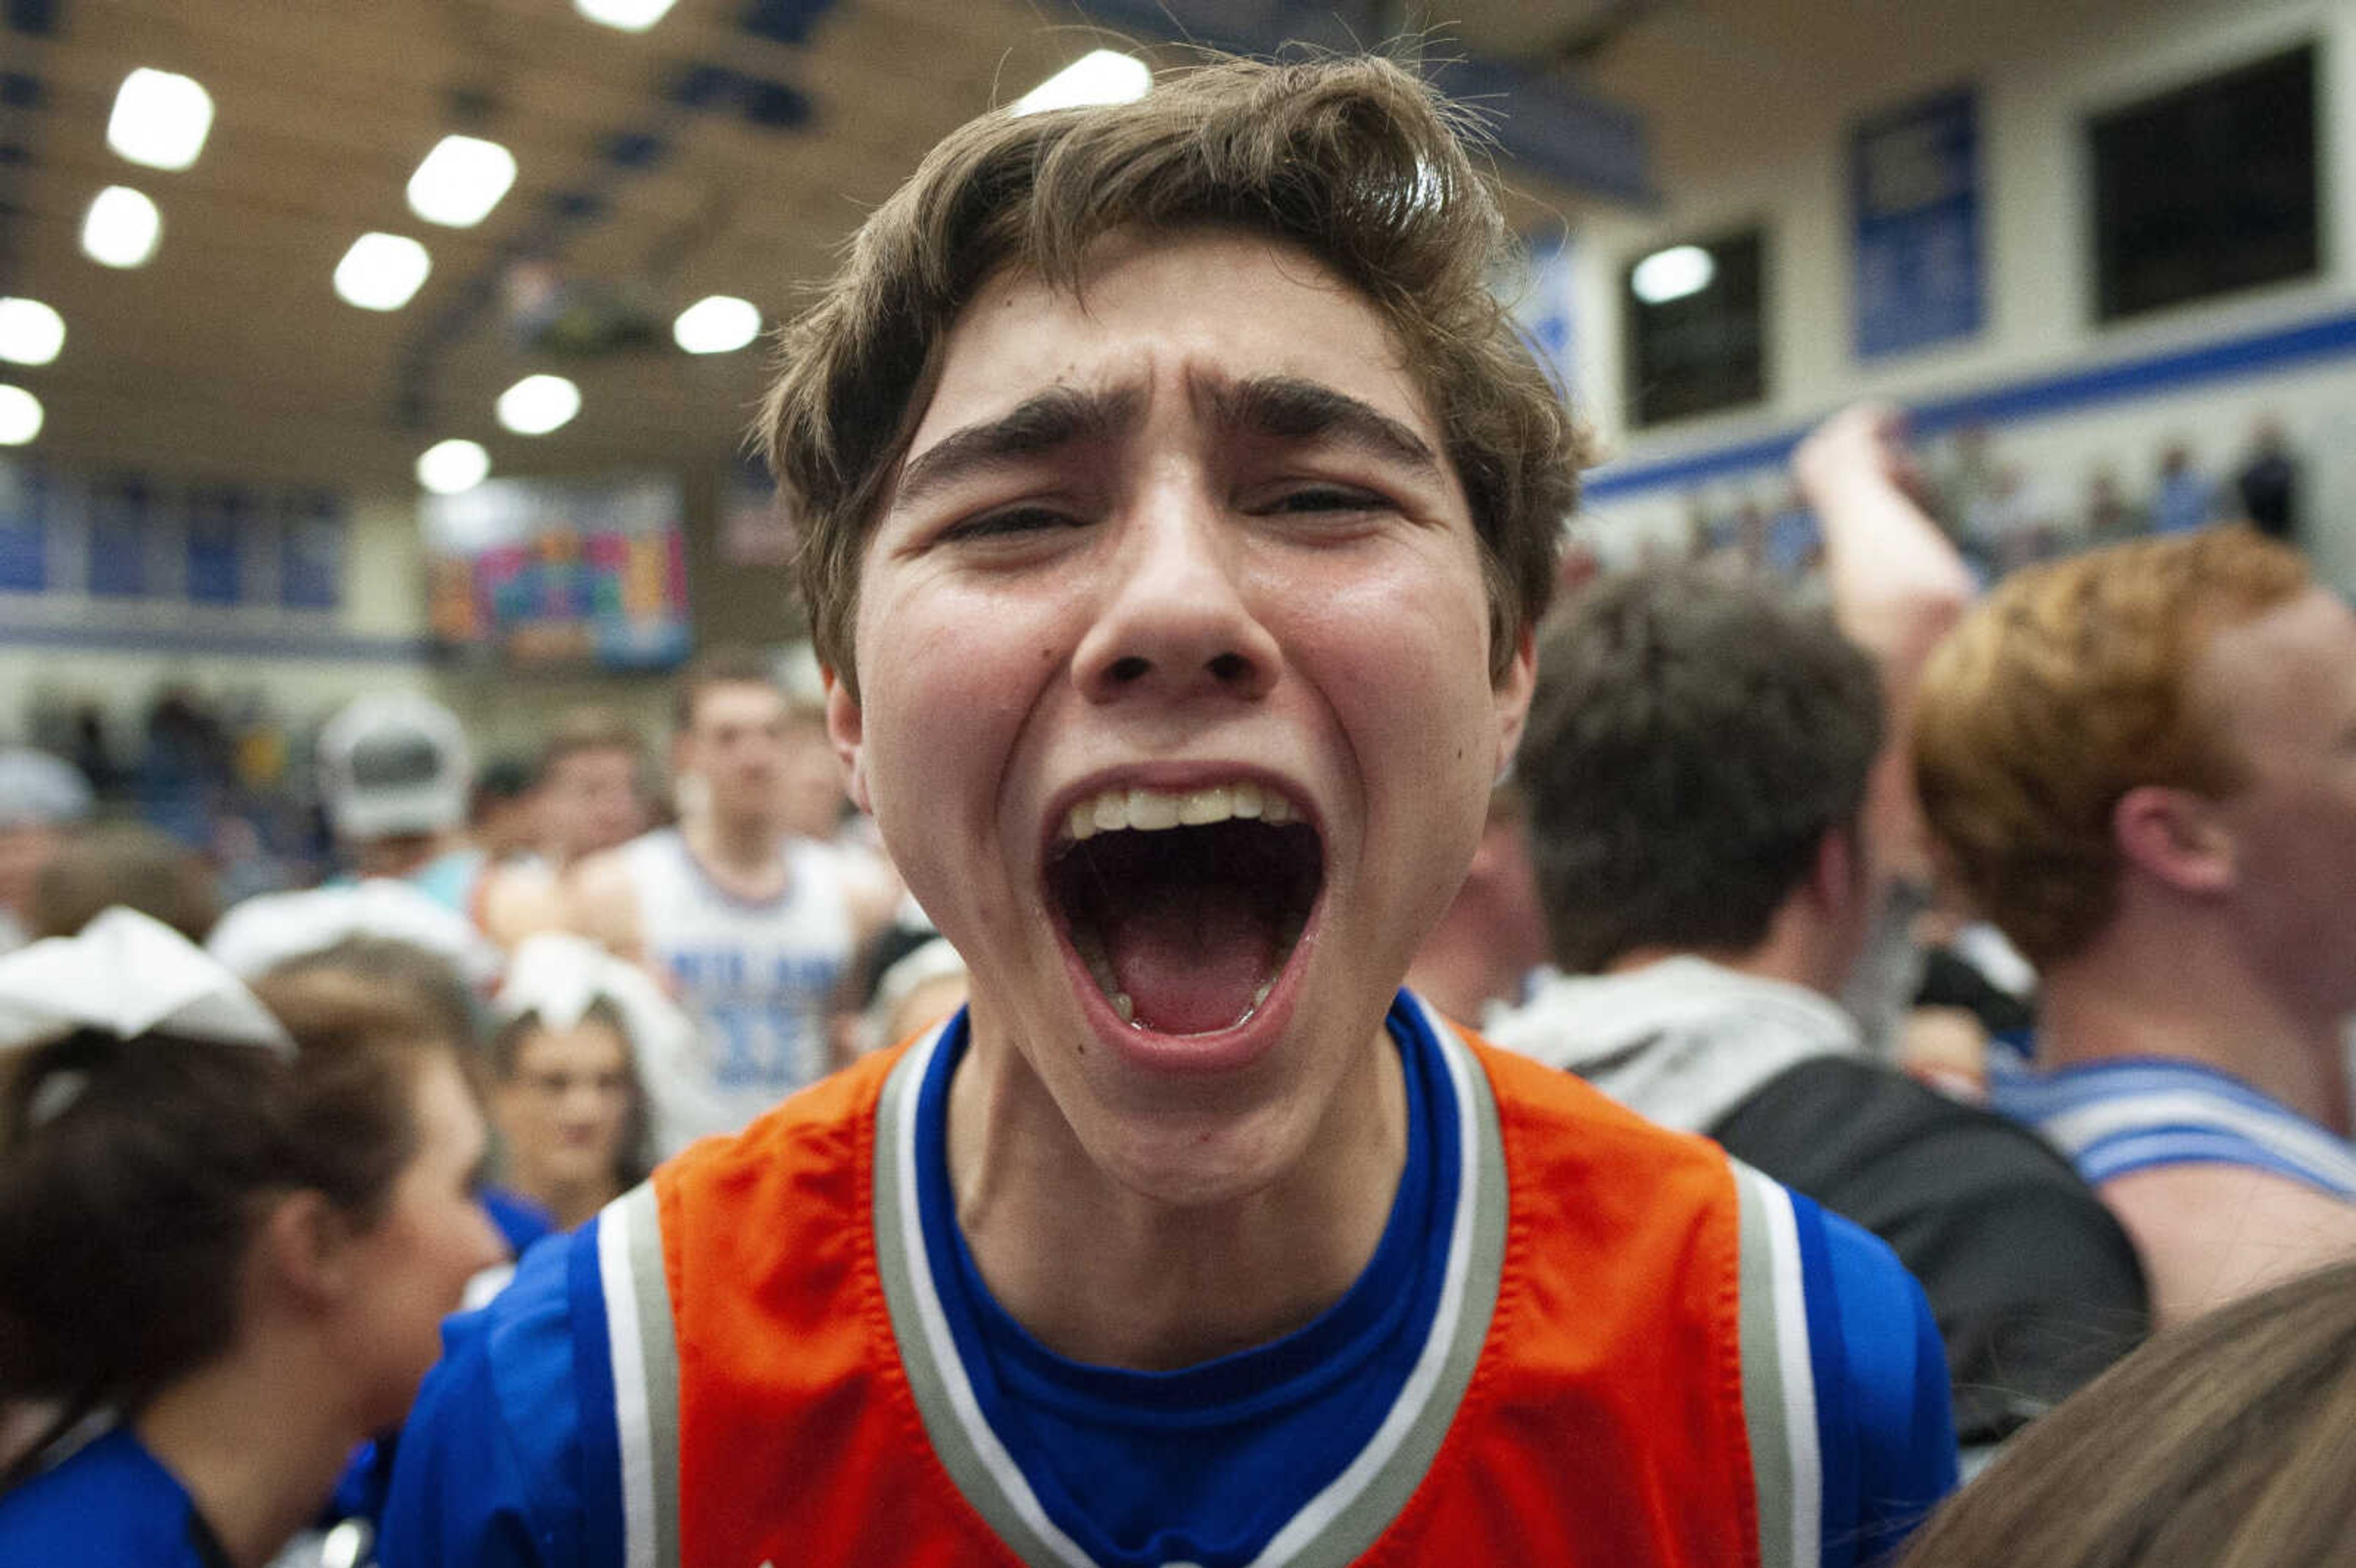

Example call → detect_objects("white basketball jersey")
623 827 854 1142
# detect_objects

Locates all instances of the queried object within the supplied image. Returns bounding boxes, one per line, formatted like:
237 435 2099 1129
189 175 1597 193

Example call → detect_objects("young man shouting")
383 54 1953 1568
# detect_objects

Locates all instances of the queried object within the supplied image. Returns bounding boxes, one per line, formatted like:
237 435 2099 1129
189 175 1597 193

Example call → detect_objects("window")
2090 45 2318 323
1624 228 1766 427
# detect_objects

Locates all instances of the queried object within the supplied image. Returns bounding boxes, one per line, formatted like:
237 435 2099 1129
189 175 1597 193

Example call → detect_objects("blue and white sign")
280 490 345 611
87 474 155 598
1852 88 1983 360
0 459 46 593
185 485 249 606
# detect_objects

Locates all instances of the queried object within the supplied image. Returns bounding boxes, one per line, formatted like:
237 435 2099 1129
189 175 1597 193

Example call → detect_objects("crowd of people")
2 48 2352 1568
1676 413 2306 588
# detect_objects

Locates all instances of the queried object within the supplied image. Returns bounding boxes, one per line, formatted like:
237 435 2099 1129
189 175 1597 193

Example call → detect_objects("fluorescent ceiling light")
82 186 161 268
1013 50 1149 117
334 233 432 311
408 135 517 228
496 374 580 436
672 294 760 354
575 0 676 31
1630 245 1716 306
107 68 214 171
0 298 64 366
0 385 42 446
417 439 491 494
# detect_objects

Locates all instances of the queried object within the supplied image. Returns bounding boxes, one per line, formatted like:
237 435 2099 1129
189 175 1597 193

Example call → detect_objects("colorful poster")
1853 88 1983 360
421 475 690 671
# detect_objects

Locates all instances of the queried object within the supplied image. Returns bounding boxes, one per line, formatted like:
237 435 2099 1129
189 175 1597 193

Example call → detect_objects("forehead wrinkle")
1193 371 1444 483
893 381 1147 510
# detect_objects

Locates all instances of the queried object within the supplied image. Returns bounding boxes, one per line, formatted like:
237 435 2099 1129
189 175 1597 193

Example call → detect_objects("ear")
1492 626 1537 780
2112 785 2235 894
1790 823 1849 917
824 667 871 814
253 1189 359 1313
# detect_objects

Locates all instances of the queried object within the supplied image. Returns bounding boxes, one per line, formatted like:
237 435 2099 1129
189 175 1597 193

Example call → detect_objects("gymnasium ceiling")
0 0 2192 495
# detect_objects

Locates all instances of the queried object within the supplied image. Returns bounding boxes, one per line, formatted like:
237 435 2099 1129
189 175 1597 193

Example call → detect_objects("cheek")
857 581 1072 831
1293 558 1499 774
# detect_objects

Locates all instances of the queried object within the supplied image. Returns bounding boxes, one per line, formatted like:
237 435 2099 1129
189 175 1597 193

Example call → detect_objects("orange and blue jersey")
381 993 1955 1568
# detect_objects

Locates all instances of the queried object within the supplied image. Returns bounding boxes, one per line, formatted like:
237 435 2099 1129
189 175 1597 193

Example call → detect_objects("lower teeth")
1105 977 1274 1032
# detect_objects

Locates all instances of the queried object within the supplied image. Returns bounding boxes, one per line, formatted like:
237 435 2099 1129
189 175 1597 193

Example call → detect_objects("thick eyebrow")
1201 374 1445 484
891 383 1145 511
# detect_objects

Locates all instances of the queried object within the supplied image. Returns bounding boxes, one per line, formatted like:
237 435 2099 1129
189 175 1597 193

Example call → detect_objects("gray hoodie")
1484 956 1860 1134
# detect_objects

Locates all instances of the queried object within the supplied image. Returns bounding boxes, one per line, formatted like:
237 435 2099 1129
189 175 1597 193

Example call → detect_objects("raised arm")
1794 404 1977 885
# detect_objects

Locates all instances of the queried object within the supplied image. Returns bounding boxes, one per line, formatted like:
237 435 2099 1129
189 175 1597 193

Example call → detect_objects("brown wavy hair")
760 52 1591 699
1913 526 2308 966
0 966 452 1482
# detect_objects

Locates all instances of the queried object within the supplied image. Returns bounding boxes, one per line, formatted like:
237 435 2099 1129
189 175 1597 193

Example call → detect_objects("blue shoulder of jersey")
1801 1193 1958 1567
378 1219 619 1568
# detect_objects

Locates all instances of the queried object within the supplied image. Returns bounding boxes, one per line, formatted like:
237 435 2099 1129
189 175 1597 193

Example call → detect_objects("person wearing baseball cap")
315 693 476 886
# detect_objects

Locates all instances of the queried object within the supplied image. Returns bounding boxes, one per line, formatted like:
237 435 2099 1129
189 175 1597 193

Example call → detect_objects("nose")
1072 483 1279 705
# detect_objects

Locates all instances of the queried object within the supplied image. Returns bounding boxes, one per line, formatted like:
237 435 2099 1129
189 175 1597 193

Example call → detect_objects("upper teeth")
1064 782 1301 840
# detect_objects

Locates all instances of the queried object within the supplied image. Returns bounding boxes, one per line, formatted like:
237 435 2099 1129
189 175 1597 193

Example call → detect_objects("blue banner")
280 490 345 610
185 485 248 605
1853 88 1983 360
0 460 45 593
88 474 154 598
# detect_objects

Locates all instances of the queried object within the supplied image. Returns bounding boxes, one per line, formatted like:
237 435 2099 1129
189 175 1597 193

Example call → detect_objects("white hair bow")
0 906 294 1056
496 933 625 1031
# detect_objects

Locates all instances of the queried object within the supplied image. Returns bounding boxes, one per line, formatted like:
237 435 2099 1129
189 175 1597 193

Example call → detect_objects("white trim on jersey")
599 1194 660 1568
2037 1090 2356 1194
1731 1162 1823 1568
1247 994 1488 1566
888 1021 1099 1568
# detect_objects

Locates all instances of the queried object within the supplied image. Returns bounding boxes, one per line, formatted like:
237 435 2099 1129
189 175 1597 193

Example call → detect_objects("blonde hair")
1914 527 2308 965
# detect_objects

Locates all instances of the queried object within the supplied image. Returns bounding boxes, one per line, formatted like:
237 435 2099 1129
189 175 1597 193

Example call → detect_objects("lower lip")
1055 902 1321 1078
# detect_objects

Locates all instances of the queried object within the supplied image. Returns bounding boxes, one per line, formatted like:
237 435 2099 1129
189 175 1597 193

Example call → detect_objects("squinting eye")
1272 488 1382 513
943 506 1082 542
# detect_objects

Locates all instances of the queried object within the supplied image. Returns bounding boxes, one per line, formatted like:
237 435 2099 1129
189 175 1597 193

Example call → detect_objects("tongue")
1101 878 1279 1036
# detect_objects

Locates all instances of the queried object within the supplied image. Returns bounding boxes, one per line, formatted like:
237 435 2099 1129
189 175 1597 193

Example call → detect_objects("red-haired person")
1918 528 2356 1326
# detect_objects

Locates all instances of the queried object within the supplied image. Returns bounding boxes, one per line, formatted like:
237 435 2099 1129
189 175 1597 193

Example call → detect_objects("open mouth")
1047 781 1323 1038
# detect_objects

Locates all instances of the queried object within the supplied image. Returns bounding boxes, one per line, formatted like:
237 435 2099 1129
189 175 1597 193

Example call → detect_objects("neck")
1407 923 1525 1025
944 1015 1406 1370
686 813 784 880
356 832 456 880
2039 931 2352 1135
1606 937 1832 997
521 1169 621 1232
134 1341 363 1568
